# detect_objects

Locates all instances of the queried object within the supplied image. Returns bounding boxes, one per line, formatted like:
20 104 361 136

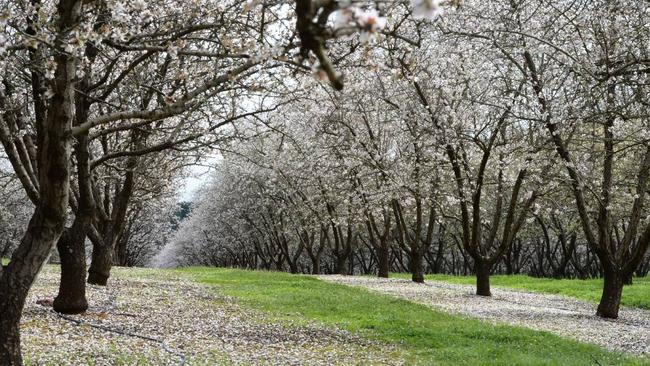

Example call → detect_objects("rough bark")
475 260 492 296
0 1 79 361
596 269 623 319
0 300 21 365
53 229 88 314
410 249 424 283
53 132 94 314
87 240 112 286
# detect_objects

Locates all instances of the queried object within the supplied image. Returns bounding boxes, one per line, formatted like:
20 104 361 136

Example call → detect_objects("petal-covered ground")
22 267 400 366
318 275 650 356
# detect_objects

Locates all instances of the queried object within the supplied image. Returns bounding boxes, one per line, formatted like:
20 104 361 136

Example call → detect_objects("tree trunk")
0 214 68 365
410 249 424 283
88 153 137 285
377 241 389 278
335 254 348 275
54 131 93 314
0 0 80 360
53 229 88 314
476 260 492 296
88 243 112 286
596 269 623 319
623 272 633 286
505 248 514 275
113 231 128 267
0 184 71 364
0 302 21 365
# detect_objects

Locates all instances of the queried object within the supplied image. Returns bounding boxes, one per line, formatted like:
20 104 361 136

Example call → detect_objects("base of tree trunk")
52 297 88 315
410 250 425 283
53 292 88 315
54 232 89 314
87 271 109 286
378 246 389 278
411 272 424 283
88 244 113 286
476 262 492 296
596 271 623 319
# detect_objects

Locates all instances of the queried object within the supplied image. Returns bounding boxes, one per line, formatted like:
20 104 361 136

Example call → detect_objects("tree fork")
54 131 94 313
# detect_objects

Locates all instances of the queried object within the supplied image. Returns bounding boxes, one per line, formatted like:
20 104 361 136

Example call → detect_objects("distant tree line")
160 0 650 323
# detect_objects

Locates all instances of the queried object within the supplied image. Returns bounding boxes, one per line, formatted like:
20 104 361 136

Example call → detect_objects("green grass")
181 267 648 366
391 273 650 310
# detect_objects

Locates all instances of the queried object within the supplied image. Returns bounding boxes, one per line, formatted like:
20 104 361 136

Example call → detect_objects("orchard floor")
22 267 396 366
319 275 650 356
20 266 650 365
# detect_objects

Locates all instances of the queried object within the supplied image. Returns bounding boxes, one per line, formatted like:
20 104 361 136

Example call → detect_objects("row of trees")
0 0 443 363
161 0 650 324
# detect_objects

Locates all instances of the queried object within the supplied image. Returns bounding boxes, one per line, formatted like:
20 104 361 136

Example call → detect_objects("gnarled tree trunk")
0 0 79 360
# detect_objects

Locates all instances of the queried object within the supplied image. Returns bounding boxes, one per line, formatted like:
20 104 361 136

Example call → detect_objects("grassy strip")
390 273 650 310
182 267 648 366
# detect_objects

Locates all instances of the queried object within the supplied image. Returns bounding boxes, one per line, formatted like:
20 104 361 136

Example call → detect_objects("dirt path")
22 267 400 366
318 275 650 356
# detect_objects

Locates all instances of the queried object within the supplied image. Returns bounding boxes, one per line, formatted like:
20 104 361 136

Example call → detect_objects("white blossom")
411 0 444 20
